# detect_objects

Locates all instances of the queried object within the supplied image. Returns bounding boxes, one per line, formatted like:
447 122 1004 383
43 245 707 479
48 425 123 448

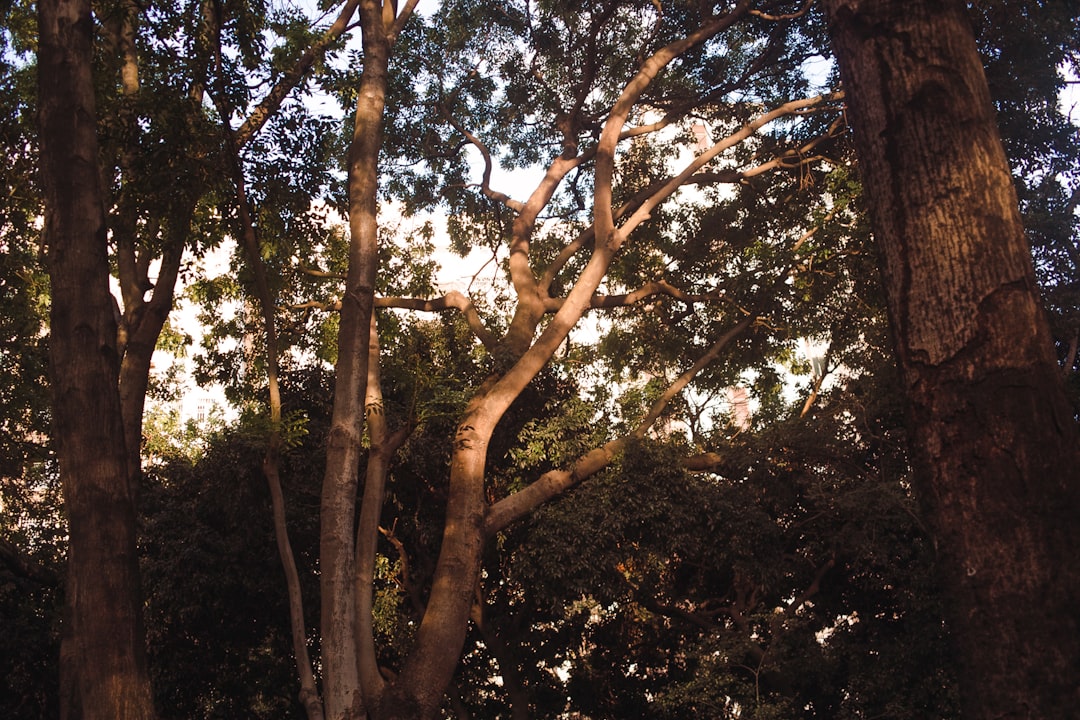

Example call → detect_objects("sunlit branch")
619 113 677 140
285 289 500 350
540 114 841 295
483 315 754 537
640 597 722 632
299 263 347 280
539 172 679 294
355 313 413 704
631 315 755 437
619 91 845 239
377 292 498 349
440 107 525 213
750 0 814 22
595 2 753 248
387 0 420 42
690 120 845 187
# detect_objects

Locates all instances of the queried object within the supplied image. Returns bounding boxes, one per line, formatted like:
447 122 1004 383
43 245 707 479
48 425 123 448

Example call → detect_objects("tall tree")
284 3 849 718
821 0 1080 716
37 0 155 718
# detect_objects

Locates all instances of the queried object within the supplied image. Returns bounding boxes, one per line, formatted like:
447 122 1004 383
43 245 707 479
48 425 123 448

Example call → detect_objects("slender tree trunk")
822 1 1080 716
321 3 395 718
223 114 325 720
355 313 413 708
38 2 156 719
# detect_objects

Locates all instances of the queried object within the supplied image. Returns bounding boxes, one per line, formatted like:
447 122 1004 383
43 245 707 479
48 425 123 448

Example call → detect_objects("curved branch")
540 114 842 295
287 290 500 350
440 107 525 214
594 2 753 247
619 91 844 240
377 291 498 349
750 0 814 22
387 0 420 42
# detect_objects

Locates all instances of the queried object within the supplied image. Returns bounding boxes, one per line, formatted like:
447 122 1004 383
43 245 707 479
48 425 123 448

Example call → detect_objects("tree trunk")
38 1 156 719
822 1 1080 716
320 2 395 718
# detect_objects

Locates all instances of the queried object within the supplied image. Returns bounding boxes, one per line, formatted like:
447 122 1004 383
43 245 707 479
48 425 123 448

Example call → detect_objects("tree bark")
821 1 1080 716
38 1 156 719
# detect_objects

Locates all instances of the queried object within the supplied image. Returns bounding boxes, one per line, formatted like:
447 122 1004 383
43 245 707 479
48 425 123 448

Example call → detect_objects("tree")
37 0 155 717
821 0 1080 716
243 2 853 717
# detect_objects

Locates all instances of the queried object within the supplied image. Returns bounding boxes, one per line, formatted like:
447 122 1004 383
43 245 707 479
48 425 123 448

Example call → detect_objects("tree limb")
377 292 498 349
483 315 754 536
618 91 844 240
541 279 725 313
440 107 525 214
0 539 59 585
234 0 361 147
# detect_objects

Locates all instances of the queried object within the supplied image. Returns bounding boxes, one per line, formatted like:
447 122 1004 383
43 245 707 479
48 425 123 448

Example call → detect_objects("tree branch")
618 91 845 240
440 105 525 214
299 263 347 280
377 291 498 349
750 0 814 22
483 315 754 536
541 279 725 313
595 2 753 249
234 0 361 147
0 539 59 585
210 23 324 720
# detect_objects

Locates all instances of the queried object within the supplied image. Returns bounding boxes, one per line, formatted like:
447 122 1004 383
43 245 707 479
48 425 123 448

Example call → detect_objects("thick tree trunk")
822 1 1080 716
38 2 156 719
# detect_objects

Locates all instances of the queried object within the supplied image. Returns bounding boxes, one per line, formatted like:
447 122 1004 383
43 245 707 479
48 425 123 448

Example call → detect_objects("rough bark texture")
38 1 156 719
822 1 1080 717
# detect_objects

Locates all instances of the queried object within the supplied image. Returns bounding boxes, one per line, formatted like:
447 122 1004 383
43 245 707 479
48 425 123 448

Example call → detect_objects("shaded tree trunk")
37 1 156 719
822 1 1080 716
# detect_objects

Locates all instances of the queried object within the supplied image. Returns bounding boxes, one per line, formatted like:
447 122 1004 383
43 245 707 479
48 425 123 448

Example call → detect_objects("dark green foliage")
141 369 331 720
0 13 60 715
489 366 957 719
0 459 62 720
